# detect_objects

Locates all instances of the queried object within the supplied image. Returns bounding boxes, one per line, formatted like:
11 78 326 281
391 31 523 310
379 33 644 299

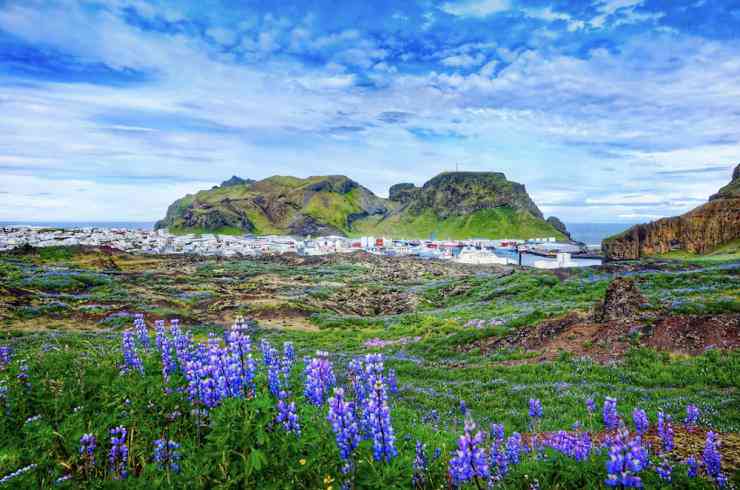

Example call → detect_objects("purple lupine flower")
153 439 181 473
604 427 648 488
108 426 128 480
586 398 596 414
506 432 523 465
79 433 97 470
154 320 168 353
490 423 505 443
171 320 192 367
489 435 509 482
347 358 368 403
657 410 674 453
304 352 335 405
226 326 256 397
327 388 361 462
387 369 399 395
632 408 649 435
656 458 672 482
603 397 619 430
684 404 700 429
275 391 301 436
121 331 144 375
0 464 37 485
266 346 283 397
282 342 295 375
448 419 489 485
529 399 543 419
16 362 30 388
412 441 428 489
260 339 274 367
545 430 590 461
362 354 397 462
687 456 698 478
459 399 468 417
703 431 724 484
0 346 12 370
160 335 177 385
133 314 150 349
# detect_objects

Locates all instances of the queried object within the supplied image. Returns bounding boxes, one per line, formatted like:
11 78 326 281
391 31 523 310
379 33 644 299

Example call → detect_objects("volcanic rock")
593 277 647 322
603 164 740 259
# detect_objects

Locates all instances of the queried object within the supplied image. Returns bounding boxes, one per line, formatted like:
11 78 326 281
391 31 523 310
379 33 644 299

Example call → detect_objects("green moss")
656 238 740 262
351 207 565 240
303 190 363 233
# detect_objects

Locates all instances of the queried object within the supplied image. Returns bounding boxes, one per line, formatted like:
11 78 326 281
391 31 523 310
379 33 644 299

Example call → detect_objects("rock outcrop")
603 164 740 260
388 183 419 204
593 277 647 322
546 216 571 240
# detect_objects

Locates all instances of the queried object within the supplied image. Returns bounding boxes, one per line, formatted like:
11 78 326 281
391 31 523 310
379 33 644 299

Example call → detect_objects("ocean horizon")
0 220 635 245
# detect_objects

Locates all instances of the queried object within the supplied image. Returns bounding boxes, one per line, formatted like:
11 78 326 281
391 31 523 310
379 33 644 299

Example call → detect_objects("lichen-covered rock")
603 165 740 260
593 277 647 322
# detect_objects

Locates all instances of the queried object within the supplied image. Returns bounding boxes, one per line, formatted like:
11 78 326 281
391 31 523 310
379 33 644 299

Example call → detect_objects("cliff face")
603 164 740 260
404 172 544 219
157 171 567 239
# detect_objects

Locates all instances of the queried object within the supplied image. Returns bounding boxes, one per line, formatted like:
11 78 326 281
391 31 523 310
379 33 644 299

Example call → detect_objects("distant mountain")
603 164 740 260
155 171 568 240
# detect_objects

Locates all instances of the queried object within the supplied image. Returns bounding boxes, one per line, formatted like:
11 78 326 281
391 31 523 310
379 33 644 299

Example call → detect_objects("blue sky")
1 0 739 223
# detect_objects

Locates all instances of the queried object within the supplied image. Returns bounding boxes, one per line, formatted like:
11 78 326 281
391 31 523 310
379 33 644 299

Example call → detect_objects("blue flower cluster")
121 331 144 375
327 387 360 462
361 354 397 463
545 430 591 461
603 397 619 430
304 351 335 405
449 419 489 485
528 398 543 419
604 427 649 488
153 438 182 473
275 391 301 436
0 464 37 485
180 326 257 410
412 440 428 488
684 404 700 429
133 313 150 350
0 345 12 370
632 408 649 435
80 433 96 466
703 431 727 487
657 410 674 453
108 426 129 480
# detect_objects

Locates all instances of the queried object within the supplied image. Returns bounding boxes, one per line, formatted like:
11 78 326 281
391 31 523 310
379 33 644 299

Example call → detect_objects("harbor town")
0 226 601 268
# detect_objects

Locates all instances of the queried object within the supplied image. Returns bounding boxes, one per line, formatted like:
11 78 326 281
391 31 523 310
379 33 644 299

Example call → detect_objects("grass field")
0 247 738 488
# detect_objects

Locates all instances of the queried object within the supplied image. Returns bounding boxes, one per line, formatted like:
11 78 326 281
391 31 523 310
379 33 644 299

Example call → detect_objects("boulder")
593 277 647 322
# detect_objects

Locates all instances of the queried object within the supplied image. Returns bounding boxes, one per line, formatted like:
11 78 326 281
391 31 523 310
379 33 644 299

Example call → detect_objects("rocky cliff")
603 164 740 260
157 171 568 239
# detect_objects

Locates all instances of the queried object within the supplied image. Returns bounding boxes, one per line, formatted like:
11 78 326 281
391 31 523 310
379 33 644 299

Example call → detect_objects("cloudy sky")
1 0 739 223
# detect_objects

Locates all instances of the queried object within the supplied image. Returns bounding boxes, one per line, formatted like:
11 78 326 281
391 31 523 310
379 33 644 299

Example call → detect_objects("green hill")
156 172 567 240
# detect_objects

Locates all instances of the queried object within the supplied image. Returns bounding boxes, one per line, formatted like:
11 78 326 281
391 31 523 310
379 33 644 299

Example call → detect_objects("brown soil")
466 313 740 364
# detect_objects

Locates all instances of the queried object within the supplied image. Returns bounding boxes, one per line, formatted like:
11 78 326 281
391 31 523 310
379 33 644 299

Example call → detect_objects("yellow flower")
299 459 306 465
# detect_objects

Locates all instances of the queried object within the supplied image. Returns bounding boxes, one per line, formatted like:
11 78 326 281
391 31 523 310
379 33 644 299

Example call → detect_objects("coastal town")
0 225 600 268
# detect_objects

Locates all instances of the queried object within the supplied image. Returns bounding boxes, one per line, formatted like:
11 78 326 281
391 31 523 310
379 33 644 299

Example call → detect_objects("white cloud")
441 0 511 18
524 7 586 31
206 27 237 46
441 53 485 68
